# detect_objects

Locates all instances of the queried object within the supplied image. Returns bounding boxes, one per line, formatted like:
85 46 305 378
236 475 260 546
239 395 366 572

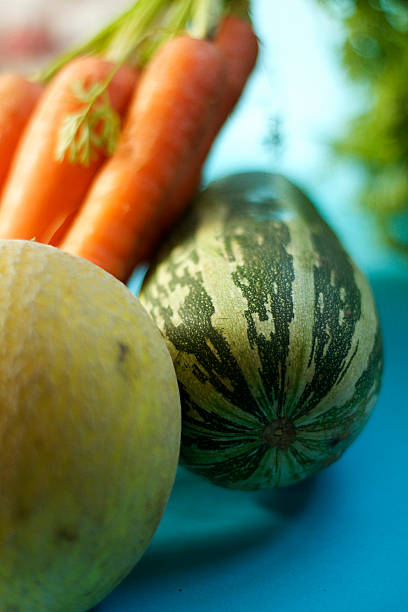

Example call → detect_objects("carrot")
0 74 43 191
214 15 259 118
59 35 226 281
137 14 259 262
0 56 138 243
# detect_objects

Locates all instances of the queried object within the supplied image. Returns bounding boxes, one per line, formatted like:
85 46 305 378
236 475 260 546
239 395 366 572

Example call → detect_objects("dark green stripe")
179 382 258 441
293 228 362 419
297 324 383 448
222 189 295 419
180 442 268 489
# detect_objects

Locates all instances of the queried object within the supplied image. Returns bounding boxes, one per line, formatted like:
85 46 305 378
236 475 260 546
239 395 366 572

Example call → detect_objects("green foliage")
318 0 408 254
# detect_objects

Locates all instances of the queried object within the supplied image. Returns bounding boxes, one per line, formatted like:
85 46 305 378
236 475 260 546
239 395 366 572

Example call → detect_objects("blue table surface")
102 2 408 610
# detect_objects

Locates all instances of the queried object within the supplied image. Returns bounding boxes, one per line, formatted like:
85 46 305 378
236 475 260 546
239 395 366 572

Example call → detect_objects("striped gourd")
139 172 383 489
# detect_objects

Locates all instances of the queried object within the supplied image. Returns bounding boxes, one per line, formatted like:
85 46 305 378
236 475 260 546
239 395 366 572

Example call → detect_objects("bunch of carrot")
0 0 258 282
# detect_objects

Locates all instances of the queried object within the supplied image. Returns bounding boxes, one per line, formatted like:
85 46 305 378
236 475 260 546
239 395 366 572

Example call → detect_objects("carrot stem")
32 5 137 84
103 0 169 66
34 0 251 85
190 0 221 38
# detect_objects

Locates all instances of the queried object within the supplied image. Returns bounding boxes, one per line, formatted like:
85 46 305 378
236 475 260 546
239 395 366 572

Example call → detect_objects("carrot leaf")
55 77 121 166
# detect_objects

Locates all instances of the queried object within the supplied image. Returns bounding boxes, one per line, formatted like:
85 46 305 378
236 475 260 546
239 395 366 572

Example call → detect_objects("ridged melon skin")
140 172 383 489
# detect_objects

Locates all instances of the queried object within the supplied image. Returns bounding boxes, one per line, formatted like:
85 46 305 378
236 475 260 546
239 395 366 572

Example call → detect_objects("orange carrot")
59 35 226 281
0 74 43 191
138 14 259 262
214 15 259 121
0 56 138 243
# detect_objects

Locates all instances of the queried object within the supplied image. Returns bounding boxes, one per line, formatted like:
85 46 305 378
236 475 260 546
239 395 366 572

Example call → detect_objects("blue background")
104 2 408 610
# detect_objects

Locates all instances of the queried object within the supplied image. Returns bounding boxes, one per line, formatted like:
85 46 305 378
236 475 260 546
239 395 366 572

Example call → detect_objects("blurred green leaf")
318 0 408 253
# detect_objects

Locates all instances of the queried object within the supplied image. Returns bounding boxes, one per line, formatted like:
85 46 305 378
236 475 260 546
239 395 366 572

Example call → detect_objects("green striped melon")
139 172 383 489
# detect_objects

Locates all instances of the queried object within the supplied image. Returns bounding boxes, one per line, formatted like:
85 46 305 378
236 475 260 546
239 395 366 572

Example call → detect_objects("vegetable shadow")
118 465 321 588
